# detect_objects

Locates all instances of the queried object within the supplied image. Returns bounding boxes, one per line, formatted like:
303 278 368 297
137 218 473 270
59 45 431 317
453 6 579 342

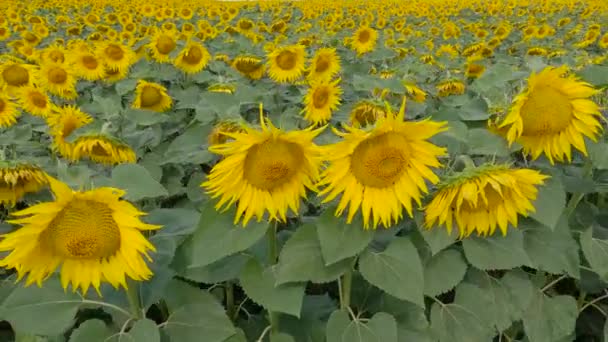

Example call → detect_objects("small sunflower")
465 58 486 79
232 56 266 80
149 30 178 63
496 66 602 164
0 61 36 92
202 105 325 226
174 42 211 74
38 62 77 100
0 95 20 128
96 41 135 73
267 45 307 83
302 78 342 125
351 26 378 55
71 133 136 165
0 177 161 294
404 83 427 103
47 105 94 159
348 100 388 128
103 67 129 83
436 79 465 97
39 44 66 64
132 80 172 112
17 86 52 117
425 164 548 238
0 161 49 206
318 98 448 229
308 48 341 81
207 120 245 145
70 50 105 81
208 83 236 94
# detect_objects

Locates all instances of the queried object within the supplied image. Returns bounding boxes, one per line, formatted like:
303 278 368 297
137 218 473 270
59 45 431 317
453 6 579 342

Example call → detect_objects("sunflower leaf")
429 300 494 342
423 249 468 297
325 310 398 342
462 229 531 270
529 177 566 230
316 208 374 265
580 227 608 281
110 163 169 201
68 319 113 342
522 293 578 342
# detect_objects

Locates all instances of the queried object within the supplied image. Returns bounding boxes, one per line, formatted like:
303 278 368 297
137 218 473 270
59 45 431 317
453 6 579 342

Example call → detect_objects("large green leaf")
128 319 160 342
418 220 459 255
429 301 494 342
580 227 608 280
275 224 352 285
316 208 374 265
522 293 578 342
423 249 468 297
589 142 608 170
239 259 305 318
358 237 424 307
68 320 113 342
326 310 398 342
466 128 509 157
111 163 168 201
462 229 531 270
500 270 536 317
530 177 566 230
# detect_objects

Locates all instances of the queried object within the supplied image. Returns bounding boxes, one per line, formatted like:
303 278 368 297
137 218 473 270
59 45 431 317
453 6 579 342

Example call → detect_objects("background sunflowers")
0 0 607 341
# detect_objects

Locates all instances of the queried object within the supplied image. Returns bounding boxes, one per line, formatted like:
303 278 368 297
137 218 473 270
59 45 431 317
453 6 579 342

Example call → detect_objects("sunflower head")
47 105 94 159
132 80 172 112
207 120 245 146
0 94 20 128
97 41 135 73
38 62 77 100
348 99 388 128
232 55 265 80
174 42 211 74
207 83 236 94
351 26 378 55
308 47 341 81
149 30 179 63
17 86 52 117
0 61 35 91
436 79 466 97
0 161 49 206
302 78 343 125
267 45 307 83
71 133 136 165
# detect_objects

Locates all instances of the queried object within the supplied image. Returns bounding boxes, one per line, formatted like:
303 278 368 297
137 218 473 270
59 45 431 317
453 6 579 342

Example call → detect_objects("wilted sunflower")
302 78 342 125
404 82 427 103
207 120 245 145
0 177 160 294
149 30 178 63
425 164 548 238
70 50 105 81
47 105 93 159
308 48 341 81
174 42 211 74
267 45 307 83
38 62 77 100
436 79 465 97
202 105 325 226
17 86 52 117
351 26 378 55
208 83 236 94
0 161 49 206
71 133 136 165
132 80 172 112
0 95 20 128
348 100 388 128
496 66 602 164
0 61 36 92
96 41 135 73
465 58 486 78
318 98 448 229
232 56 265 80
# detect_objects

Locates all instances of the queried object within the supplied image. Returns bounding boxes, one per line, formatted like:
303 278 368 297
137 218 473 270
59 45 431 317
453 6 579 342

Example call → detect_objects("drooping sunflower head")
497 66 602 164
403 82 427 103
0 61 36 92
302 78 342 125
202 104 325 226
47 105 94 159
0 177 160 294
0 94 20 128
70 49 105 81
465 57 486 79
17 86 52 117
207 120 245 146
232 55 265 80
351 26 378 55
207 83 236 94
308 47 341 81
96 41 135 73
318 98 448 229
425 164 548 238
0 161 49 206
174 41 211 74
267 44 307 83
348 99 388 128
149 30 179 63
71 133 136 165
436 79 466 97
38 62 77 100
132 80 172 112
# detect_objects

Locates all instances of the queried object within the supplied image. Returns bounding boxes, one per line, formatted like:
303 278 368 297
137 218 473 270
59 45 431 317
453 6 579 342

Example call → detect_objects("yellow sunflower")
0 161 49 206
436 79 465 97
174 42 211 74
496 66 602 164
17 86 53 117
96 41 135 73
308 48 341 81
103 67 129 84
465 58 486 79
302 78 342 125
348 100 388 128
318 98 448 229
0 61 36 92
0 177 161 294
0 95 20 128
202 105 325 226
351 26 378 55
267 45 307 83
404 83 427 103
71 134 136 165
425 164 548 238
38 62 77 100
207 120 245 146
232 56 266 80
149 30 178 63
47 105 93 159
132 80 172 112
70 50 105 81
39 44 67 64
208 83 236 94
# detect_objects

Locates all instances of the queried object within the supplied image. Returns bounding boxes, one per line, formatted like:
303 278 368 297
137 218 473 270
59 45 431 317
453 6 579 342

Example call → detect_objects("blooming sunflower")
436 79 465 97
0 95 20 128
0 177 160 294
351 26 378 55
71 133 136 165
70 50 105 81
38 62 77 100
174 42 211 74
0 161 49 206
96 41 135 73
0 61 36 92
17 86 52 117
425 164 548 238
348 100 388 128
47 105 93 159
302 78 342 125
465 58 486 79
149 30 178 63
39 44 66 64
232 56 265 80
496 66 602 164
103 67 129 84
202 105 325 226
267 45 307 83
318 98 448 229
308 48 341 81
132 80 172 112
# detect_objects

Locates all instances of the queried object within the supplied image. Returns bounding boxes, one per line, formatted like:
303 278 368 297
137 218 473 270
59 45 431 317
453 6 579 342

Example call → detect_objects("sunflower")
149 30 178 63
0 26 11 41
267 45 307 83
318 98 448 229
0 176 161 294
17 86 52 117
208 83 236 94
207 120 245 145
425 164 548 238
302 78 342 125
132 80 172 112
174 42 211 74
348 100 388 128
47 105 93 159
202 105 324 226
71 134 136 165
496 66 602 164
465 58 486 79
70 50 105 81
96 41 135 73
232 56 265 80
351 26 378 55
0 61 35 92
308 48 341 81
103 67 129 83
404 83 427 103
0 161 49 206
0 95 20 128
436 79 465 97
38 62 77 100
39 44 66 64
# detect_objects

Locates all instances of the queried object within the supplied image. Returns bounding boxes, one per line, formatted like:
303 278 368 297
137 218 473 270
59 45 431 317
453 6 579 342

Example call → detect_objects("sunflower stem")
126 280 143 319
267 221 279 333
454 154 476 171
339 269 353 312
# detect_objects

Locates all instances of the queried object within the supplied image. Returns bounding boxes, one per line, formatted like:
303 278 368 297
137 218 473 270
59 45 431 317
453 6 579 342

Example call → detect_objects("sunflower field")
0 0 608 341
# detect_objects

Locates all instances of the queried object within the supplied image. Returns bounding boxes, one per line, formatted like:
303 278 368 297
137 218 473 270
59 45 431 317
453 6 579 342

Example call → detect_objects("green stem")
267 222 279 333
126 281 143 319
454 154 476 172
565 160 594 217
226 282 235 321
340 269 353 312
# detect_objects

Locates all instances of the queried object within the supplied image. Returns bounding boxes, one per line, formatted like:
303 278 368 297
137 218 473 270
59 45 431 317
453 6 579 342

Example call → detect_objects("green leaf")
463 270 517 331
128 319 160 342
368 294 433 342
275 224 352 285
270 333 296 342
111 164 168 201
162 279 236 342
604 319 608 342
180 254 249 284
359 237 424 307
239 259 305 318
69 320 113 342
522 293 578 342
578 64 608 87
180 202 268 268
326 310 398 342
124 109 169 126
430 301 493 342
452 283 498 332
501 270 536 318
418 217 459 255
423 249 468 296
115 79 138 96
530 177 566 230
580 227 608 280
589 142 608 170
466 128 509 157
316 208 374 265
462 229 531 270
